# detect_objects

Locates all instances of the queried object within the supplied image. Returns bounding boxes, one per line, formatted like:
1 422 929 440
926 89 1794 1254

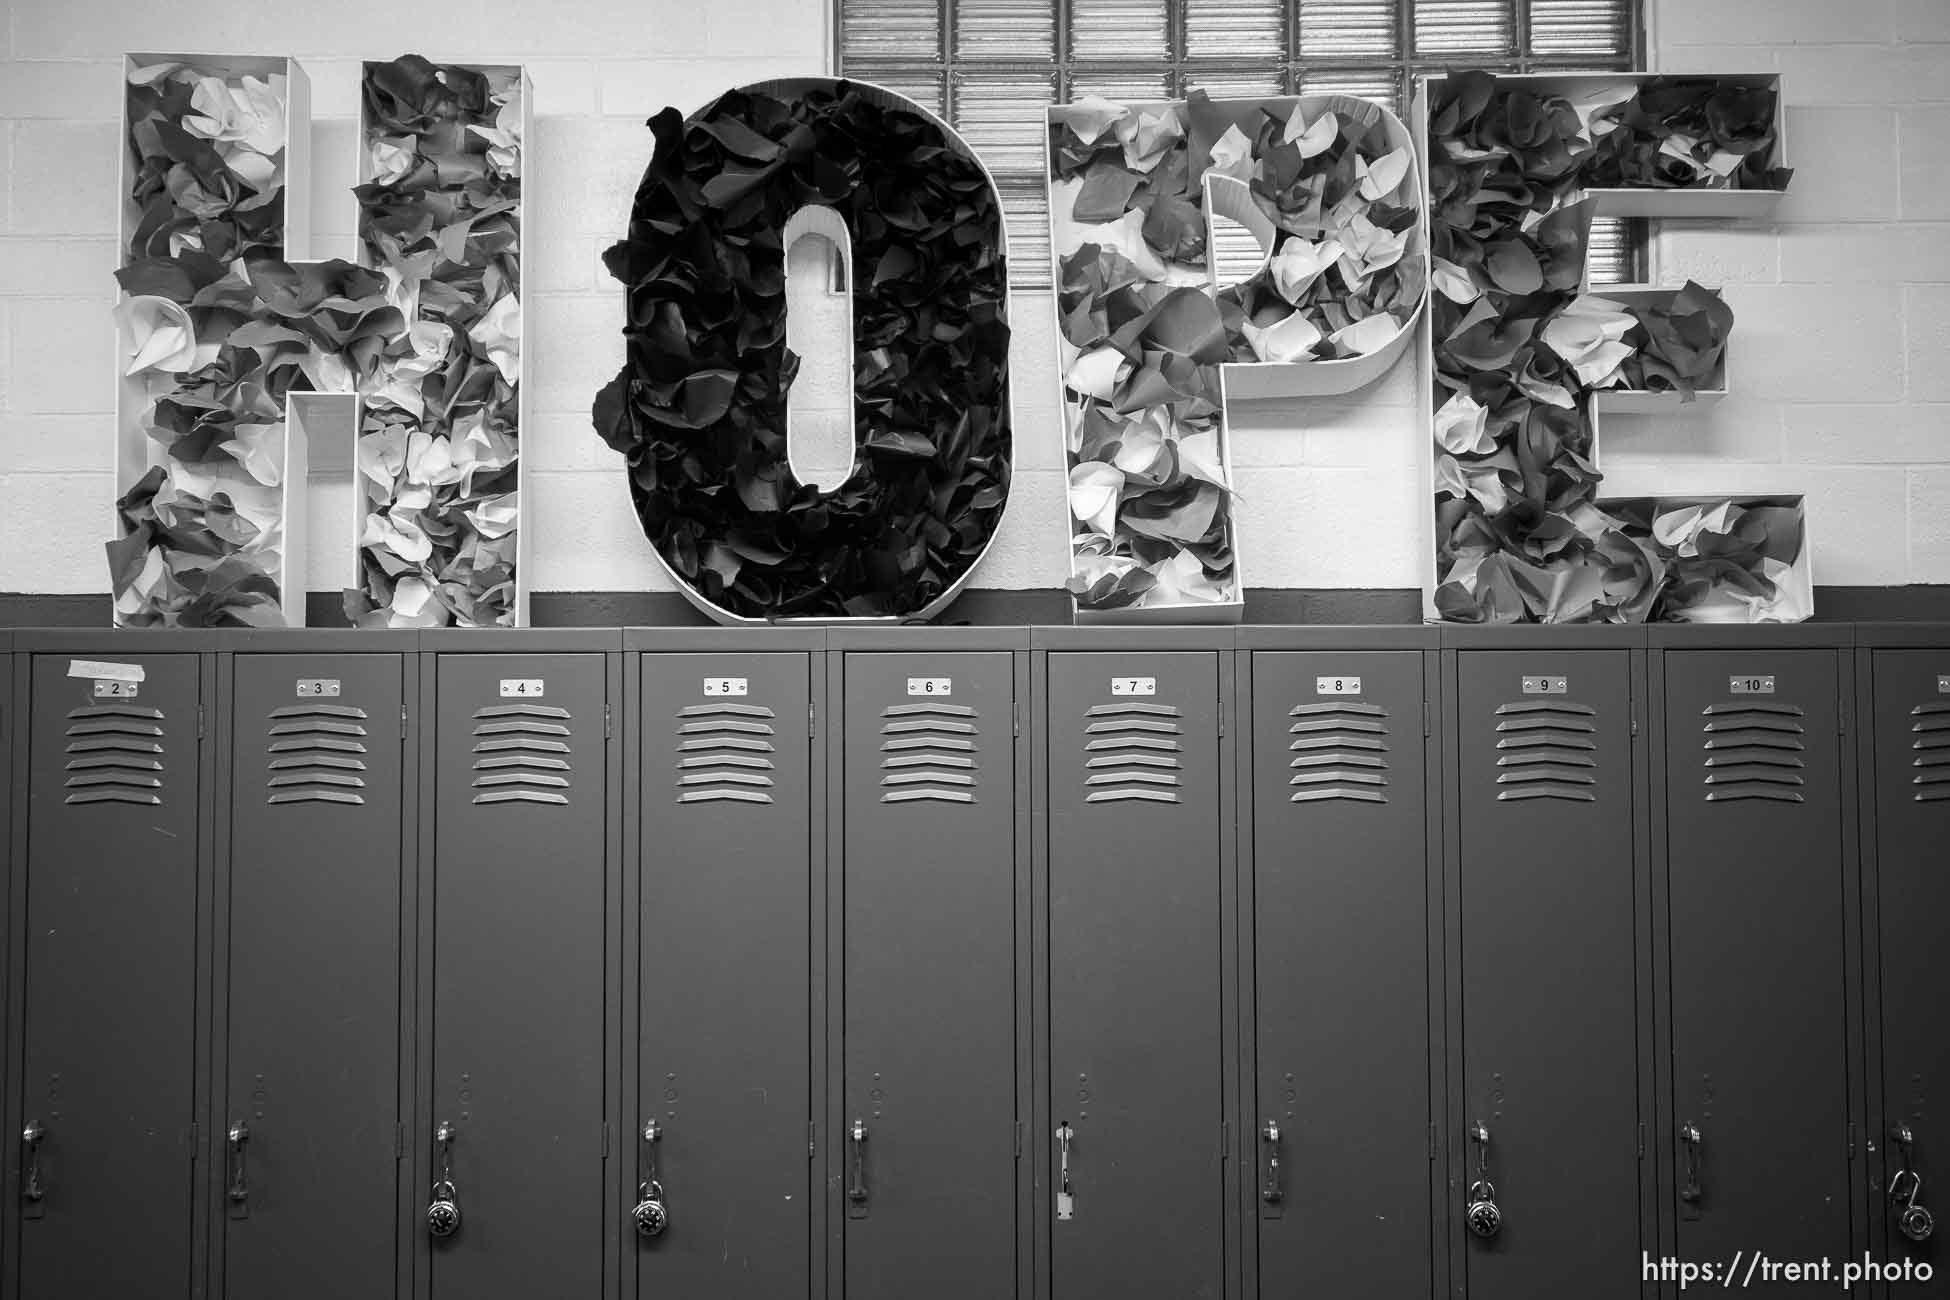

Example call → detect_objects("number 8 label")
1422 71 1805 624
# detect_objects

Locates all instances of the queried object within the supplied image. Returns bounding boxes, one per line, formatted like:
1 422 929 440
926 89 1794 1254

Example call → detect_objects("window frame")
832 0 1649 285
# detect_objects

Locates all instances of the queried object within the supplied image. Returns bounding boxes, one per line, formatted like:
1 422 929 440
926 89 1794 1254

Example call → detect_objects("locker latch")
427 1121 462 1239
21 1120 46 1217
1464 1123 1501 1239
227 1121 251 1219
1056 1121 1075 1222
633 1120 668 1239
847 1119 870 1217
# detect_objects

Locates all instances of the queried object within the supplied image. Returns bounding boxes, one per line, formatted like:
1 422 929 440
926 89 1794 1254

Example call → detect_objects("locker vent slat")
1702 703 1806 803
881 703 979 804
1493 700 1598 802
1287 702 1390 803
266 704 368 806
64 705 166 805
474 704 576 806
1084 703 1181 804
1912 702 1950 802
678 704 775 805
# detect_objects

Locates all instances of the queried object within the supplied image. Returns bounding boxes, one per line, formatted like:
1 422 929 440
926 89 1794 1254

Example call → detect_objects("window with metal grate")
836 0 1645 287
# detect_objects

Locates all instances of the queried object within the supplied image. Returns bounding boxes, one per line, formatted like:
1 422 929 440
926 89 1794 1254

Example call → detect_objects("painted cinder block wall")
1 0 1946 600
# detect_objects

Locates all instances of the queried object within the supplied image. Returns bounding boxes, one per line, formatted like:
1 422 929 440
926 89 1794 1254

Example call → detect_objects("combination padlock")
633 1181 669 1238
1894 1171 1935 1244
426 1180 461 1239
1466 1181 1502 1239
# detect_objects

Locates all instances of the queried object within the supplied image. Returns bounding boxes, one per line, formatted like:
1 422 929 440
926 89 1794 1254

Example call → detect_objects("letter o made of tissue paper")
593 78 1013 624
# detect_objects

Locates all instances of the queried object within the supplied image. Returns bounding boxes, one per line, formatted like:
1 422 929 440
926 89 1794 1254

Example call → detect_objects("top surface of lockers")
0 622 1943 650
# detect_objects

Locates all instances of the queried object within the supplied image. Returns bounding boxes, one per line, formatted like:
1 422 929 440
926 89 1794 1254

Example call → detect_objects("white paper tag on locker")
499 679 545 698
1315 676 1362 695
1522 676 1567 695
1111 677 1156 696
296 679 341 698
907 677 952 696
92 679 139 699
68 659 144 683
703 677 748 696
1057 1191 1074 1221
1728 675 1776 695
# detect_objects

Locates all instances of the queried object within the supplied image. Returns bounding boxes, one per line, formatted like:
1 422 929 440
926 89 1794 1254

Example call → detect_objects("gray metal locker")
836 630 1027 1300
4 638 209 1299
0 629 11 1194
420 636 616 1300
1445 633 1646 1300
1864 629 1950 1291
1038 630 1231 1300
1240 631 1438 1299
630 633 816 1299
212 640 415 1300
1657 637 1854 1277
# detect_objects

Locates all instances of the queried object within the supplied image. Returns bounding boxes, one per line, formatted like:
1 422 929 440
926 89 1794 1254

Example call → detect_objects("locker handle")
21 1121 45 1203
1260 1121 1284 1203
227 1121 250 1203
427 1122 461 1240
1680 1123 1703 1205
848 1120 869 1204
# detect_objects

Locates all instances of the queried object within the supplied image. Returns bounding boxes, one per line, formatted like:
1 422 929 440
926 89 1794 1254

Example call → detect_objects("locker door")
430 654 608 1300
1664 652 1850 1272
1250 651 1431 1296
1047 651 1224 1300
843 652 1018 1300
14 654 202 1298
1871 649 1950 1288
636 653 812 1298
221 654 406 1299
1455 650 1639 1298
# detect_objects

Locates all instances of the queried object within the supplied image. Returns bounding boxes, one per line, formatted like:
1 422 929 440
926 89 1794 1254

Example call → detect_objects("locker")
1660 645 1852 1276
1042 640 1229 1300
1866 637 1950 1289
213 648 412 1300
422 645 612 1300
633 645 814 1299
839 638 1024 1300
1243 639 1436 1298
1866 640 1950 1286
1448 642 1644 1299
6 647 206 1298
0 632 10 1189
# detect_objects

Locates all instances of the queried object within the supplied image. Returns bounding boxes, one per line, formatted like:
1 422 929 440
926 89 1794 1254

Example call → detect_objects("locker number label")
1728 675 1776 695
499 678 546 698
68 658 144 683
92 679 139 699
703 677 749 696
1111 677 1157 696
1522 676 1568 695
295 678 341 698
1315 676 1362 696
907 677 952 696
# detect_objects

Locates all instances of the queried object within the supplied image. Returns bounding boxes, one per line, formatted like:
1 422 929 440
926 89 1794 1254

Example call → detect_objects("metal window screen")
836 0 1646 286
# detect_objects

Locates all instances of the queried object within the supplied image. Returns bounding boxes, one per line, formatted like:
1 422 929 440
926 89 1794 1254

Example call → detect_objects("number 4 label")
499 679 545 698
